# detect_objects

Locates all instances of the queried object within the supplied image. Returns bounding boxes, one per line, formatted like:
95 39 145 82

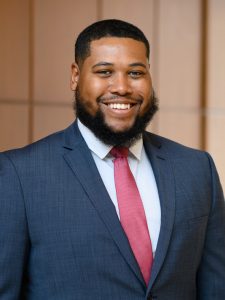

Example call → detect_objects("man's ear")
70 63 80 91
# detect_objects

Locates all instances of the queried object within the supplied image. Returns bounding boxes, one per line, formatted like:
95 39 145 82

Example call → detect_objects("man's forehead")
90 36 146 49
88 37 148 60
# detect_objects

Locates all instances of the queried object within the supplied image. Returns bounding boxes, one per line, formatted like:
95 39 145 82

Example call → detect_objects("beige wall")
207 0 225 189
0 0 224 188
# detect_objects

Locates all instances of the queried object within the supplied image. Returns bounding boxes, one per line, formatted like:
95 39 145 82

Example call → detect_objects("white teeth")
108 103 131 110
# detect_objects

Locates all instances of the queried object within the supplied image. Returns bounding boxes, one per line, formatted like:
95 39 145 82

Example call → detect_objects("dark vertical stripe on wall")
152 0 160 132
28 0 34 143
200 0 208 150
152 0 160 86
96 0 103 20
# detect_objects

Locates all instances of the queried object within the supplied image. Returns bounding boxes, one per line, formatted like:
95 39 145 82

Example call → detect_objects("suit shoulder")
1 127 66 162
144 131 207 158
144 132 223 190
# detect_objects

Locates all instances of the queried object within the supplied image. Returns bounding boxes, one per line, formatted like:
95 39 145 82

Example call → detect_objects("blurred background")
0 0 225 188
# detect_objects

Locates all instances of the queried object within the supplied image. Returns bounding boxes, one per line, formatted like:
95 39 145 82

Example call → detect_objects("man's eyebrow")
91 62 147 69
129 62 147 68
92 62 114 68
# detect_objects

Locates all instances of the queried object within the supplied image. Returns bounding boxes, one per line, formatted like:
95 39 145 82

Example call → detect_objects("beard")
74 89 159 147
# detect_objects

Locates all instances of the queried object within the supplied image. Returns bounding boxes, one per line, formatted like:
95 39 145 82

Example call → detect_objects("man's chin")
74 88 159 146
105 122 134 134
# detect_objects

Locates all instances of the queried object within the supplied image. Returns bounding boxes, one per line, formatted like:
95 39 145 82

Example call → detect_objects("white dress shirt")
77 119 161 256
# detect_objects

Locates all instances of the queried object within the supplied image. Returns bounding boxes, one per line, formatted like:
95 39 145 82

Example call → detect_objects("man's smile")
100 99 141 117
99 96 143 116
107 103 132 110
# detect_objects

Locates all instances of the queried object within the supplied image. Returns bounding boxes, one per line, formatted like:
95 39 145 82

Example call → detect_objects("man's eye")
96 70 112 76
129 71 143 78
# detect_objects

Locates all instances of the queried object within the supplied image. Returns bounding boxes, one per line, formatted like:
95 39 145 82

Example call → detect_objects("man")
0 19 225 300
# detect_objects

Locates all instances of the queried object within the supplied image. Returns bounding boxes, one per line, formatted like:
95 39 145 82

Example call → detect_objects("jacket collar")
63 121 176 291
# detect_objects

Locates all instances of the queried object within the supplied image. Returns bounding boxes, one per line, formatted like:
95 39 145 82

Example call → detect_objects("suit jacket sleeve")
197 152 225 299
0 153 29 299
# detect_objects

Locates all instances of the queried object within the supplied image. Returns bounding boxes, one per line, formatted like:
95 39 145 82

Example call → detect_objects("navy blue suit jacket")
0 121 225 299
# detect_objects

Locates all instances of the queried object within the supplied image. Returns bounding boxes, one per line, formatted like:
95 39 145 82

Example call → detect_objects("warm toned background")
0 0 225 188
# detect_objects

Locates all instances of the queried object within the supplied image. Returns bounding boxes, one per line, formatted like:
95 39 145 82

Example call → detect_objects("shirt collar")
77 119 143 161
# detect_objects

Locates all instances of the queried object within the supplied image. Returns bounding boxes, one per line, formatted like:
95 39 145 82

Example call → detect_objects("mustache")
97 94 143 103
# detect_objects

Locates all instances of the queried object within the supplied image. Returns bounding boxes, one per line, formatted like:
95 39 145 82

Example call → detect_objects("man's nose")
109 74 132 95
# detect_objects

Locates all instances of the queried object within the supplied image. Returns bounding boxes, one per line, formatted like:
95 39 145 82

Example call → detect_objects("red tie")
110 147 153 285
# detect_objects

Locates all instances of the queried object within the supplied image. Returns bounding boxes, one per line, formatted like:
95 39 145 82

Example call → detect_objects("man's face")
71 37 153 134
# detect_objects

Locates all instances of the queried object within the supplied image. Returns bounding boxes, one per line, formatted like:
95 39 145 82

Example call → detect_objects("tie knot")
110 147 129 158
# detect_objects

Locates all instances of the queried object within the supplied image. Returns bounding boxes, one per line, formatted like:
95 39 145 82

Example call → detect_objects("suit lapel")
62 123 176 289
143 133 176 292
62 122 145 287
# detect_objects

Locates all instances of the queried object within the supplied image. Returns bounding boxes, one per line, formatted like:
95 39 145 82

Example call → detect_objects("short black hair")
75 19 150 66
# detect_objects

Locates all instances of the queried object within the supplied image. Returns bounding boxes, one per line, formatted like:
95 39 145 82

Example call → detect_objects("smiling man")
72 35 158 146
0 19 225 300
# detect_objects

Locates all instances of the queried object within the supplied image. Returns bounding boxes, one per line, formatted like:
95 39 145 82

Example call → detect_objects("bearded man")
0 19 225 300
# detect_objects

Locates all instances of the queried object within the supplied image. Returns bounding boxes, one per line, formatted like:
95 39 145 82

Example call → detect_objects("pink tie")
111 147 153 285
